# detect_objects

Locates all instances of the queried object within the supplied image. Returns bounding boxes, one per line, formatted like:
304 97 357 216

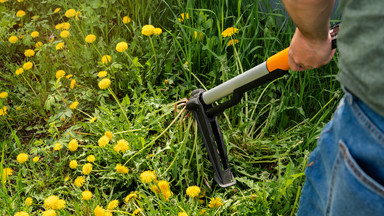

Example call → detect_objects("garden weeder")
186 23 340 188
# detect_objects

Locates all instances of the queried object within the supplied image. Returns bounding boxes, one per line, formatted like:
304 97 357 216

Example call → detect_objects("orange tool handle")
266 47 290 72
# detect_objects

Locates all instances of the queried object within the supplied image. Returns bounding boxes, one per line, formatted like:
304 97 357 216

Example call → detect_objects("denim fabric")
297 88 384 216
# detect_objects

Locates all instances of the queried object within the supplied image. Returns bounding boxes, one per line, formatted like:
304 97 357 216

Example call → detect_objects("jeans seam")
351 102 384 146
325 148 342 216
338 141 384 198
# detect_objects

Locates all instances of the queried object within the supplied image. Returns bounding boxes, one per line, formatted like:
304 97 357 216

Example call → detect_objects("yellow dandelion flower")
42 210 56 216
221 27 239 38
85 34 96 43
82 190 92 200
140 170 156 183
44 195 59 209
65 9 76 18
74 176 85 187
116 42 128 52
25 197 33 207
35 41 43 49
0 106 7 116
158 180 172 201
54 8 61 13
69 101 79 110
31 31 39 38
98 135 109 147
69 160 78 169
141 25 155 36
65 74 73 79
16 68 24 75
158 180 169 193
194 31 204 40
87 155 95 162
23 62 33 70
124 191 138 203
17 153 28 163
181 13 189 20
107 199 119 210
154 28 162 35
2 168 12 183
0 0 7 3
162 189 172 201
70 79 76 89
56 199 65 210
98 71 108 78
61 22 70 30
132 208 142 215
227 39 239 47
178 212 188 216
18 35 24 39
101 55 112 65
56 70 65 79
17 0 23 2
94 205 105 216
16 10 26 17
123 16 131 24
105 131 113 141
55 23 63 30
186 186 201 198
33 156 39 162
55 42 64 50
14 212 29 216
114 139 129 153
250 193 258 200
60 30 70 38
0 91 8 99
98 78 111 89
53 142 62 151
3 168 13 177
89 117 97 123
68 139 79 151
208 197 223 208
82 163 93 175
9 36 18 43
199 209 207 215
116 163 129 174
24 49 35 57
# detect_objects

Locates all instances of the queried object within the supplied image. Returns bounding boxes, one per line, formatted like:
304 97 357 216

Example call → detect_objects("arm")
282 0 336 71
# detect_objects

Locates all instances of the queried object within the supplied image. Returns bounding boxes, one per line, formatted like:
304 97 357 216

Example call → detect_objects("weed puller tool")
186 23 340 188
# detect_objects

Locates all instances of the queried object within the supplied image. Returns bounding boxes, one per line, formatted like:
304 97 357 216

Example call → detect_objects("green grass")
0 0 341 215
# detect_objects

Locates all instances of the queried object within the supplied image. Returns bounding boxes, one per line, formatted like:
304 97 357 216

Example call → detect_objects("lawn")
0 0 341 215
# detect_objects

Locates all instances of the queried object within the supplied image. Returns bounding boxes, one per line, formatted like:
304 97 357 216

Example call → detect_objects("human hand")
288 27 335 71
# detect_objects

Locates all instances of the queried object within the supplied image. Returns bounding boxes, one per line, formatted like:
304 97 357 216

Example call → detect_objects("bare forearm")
283 0 335 41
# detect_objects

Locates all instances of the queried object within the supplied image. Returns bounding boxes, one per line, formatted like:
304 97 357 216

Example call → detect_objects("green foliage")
0 0 341 215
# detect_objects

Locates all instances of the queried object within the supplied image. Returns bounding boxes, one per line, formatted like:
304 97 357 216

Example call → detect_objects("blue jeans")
297 88 384 216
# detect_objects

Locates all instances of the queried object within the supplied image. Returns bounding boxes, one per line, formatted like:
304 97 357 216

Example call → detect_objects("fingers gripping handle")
266 22 339 73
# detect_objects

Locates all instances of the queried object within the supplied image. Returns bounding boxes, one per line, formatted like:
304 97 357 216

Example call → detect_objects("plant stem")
231 36 248 120
124 52 142 85
21 74 37 97
123 106 186 166
107 87 132 127
149 36 158 71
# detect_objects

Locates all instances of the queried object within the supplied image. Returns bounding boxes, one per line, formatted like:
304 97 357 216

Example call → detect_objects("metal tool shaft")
202 62 269 105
